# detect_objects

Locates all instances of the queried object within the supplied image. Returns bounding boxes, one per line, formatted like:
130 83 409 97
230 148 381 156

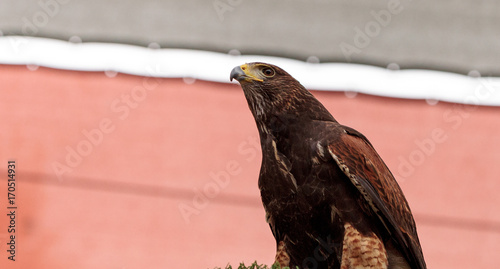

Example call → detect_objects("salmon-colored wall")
1 65 499 268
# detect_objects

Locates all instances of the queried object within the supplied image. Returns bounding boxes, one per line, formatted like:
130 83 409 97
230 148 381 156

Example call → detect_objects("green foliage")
212 261 298 269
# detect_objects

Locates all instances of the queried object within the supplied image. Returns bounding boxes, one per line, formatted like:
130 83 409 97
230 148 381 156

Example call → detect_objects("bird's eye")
262 67 275 77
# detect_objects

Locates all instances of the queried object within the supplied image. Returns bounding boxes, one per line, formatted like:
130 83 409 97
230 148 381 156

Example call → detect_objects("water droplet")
105 70 118 78
425 99 439 106
306 56 320 64
344 91 358 98
148 42 160 49
468 70 481 78
69 36 82 43
228 49 241 56
27 64 39 71
183 77 196 84
387 63 400 70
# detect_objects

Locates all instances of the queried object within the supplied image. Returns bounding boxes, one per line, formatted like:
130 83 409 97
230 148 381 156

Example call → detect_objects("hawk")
230 62 426 269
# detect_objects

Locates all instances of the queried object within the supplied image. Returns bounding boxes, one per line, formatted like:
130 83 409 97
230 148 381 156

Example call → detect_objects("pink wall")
1 65 499 268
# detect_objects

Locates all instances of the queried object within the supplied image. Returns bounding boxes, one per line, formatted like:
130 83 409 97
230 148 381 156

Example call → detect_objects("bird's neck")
254 109 335 144
244 87 337 138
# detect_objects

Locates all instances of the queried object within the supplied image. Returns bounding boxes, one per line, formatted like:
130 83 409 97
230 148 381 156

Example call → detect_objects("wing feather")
327 126 426 269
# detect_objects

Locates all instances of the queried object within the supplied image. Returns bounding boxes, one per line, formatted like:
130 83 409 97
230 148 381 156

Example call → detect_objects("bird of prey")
230 62 426 269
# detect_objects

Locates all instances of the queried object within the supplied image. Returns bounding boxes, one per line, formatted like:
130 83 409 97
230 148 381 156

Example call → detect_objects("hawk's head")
230 62 290 84
230 62 301 109
230 62 334 123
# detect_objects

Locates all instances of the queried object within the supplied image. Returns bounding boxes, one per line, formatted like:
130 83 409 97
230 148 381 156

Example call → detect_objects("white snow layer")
0 36 499 106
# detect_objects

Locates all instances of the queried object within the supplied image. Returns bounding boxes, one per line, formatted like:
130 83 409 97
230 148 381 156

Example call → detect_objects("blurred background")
1 1 499 268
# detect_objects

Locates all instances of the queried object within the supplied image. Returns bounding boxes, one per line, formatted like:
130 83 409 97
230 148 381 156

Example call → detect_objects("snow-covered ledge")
1 36 499 106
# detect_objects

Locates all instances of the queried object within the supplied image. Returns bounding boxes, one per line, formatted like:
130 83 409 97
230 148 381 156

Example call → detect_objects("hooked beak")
230 64 264 83
230 66 246 82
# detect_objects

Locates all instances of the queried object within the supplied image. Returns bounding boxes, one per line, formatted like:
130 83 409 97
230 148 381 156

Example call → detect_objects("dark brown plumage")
230 62 426 269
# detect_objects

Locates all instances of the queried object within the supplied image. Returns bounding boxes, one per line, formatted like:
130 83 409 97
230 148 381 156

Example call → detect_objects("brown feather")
231 62 426 269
